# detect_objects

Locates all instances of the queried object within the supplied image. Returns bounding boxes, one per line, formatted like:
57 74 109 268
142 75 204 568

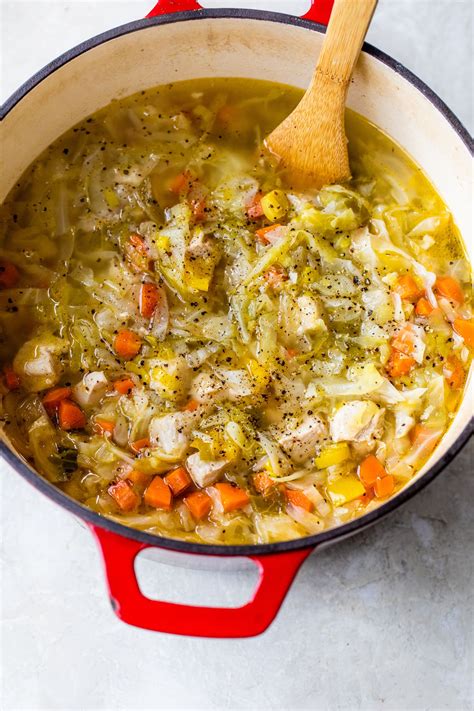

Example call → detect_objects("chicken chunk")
278 415 327 463
296 295 325 335
186 452 227 488
330 401 384 443
72 371 109 407
148 356 190 401
190 371 224 403
221 369 254 400
149 412 190 459
13 334 66 392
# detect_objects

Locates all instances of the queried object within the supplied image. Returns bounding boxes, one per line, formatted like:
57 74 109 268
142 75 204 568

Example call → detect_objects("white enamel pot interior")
1 10 472 636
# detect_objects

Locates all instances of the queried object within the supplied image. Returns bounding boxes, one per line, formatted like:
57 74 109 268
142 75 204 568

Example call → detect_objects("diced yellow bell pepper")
104 188 120 208
185 272 211 291
246 359 270 392
261 190 289 222
155 234 170 251
315 443 350 469
326 476 365 506
150 366 181 400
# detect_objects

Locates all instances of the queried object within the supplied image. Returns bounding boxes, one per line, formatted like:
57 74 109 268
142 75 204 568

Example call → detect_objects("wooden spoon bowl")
266 0 378 190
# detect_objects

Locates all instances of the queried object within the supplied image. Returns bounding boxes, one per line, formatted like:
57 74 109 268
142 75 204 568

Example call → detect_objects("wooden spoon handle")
316 0 378 85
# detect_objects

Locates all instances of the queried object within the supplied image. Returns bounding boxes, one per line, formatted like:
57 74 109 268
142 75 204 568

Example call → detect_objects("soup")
0 79 472 544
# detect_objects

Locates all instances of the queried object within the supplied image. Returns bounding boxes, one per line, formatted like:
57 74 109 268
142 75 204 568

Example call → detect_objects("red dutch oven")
1 0 472 638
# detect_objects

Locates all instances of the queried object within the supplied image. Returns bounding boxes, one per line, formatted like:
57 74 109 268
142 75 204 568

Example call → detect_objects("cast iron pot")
1 0 473 638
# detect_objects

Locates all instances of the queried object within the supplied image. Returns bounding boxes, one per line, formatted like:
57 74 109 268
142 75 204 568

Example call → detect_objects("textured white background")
1 1 473 710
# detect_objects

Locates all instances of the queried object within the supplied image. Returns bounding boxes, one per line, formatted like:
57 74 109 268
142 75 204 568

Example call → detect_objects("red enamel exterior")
90 525 313 637
85 0 336 639
147 0 334 24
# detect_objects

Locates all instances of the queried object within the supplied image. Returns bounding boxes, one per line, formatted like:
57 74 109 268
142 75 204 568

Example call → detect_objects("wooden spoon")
266 0 378 189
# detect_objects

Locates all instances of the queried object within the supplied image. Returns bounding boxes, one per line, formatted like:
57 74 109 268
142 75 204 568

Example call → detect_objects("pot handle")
89 524 313 637
146 1 334 25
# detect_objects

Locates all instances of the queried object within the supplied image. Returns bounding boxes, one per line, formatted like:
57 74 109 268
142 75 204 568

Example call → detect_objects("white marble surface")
1 1 473 709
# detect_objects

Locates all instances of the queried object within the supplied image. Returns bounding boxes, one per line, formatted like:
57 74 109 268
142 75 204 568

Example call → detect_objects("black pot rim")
1 8 473 557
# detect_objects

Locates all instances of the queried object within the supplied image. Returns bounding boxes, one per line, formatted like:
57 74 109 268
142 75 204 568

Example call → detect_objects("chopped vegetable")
108 480 140 511
214 482 250 512
358 455 386 488
3 365 21 391
315 443 350 469
443 355 465 389
453 318 474 348
387 349 416 377
144 475 173 510
42 386 72 414
0 259 19 289
164 466 192 496
285 488 314 512
130 437 150 452
415 297 435 316
255 223 283 244
95 418 115 435
326 476 366 505
184 491 212 519
139 283 159 318
394 275 422 301
435 276 464 304
260 190 289 222
114 377 136 395
374 475 395 498
58 399 86 430
114 329 142 360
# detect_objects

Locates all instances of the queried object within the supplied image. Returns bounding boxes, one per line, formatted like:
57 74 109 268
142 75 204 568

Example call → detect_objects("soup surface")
1 79 472 544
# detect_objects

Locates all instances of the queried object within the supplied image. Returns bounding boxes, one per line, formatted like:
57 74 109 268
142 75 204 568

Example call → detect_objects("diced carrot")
58 399 86 430
358 490 375 506
255 223 282 245
164 466 192 496
182 398 199 412
358 455 387 488
264 265 288 288
108 480 140 511
409 424 439 454
374 475 395 498
3 365 20 391
129 233 148 256
139 283 159 318
286 348 300 359
453 317 474 349
114 377 135 395
253 471 275 495
285 488 314 512
386 349 416 378
216 104 236 124
42 386 72 413
190 197 206 222
435 276 464 304
0 259 20 289
394 275 422 301
391 325 417 357
95 418 115 435
114 329 142 360
214 482 250 512
443 355 465 389
415 297 435 316
169 171 193 195
144 475 173 510
130 438 150 453
246 192 264 219
126 469 151 486
184 491 212 520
